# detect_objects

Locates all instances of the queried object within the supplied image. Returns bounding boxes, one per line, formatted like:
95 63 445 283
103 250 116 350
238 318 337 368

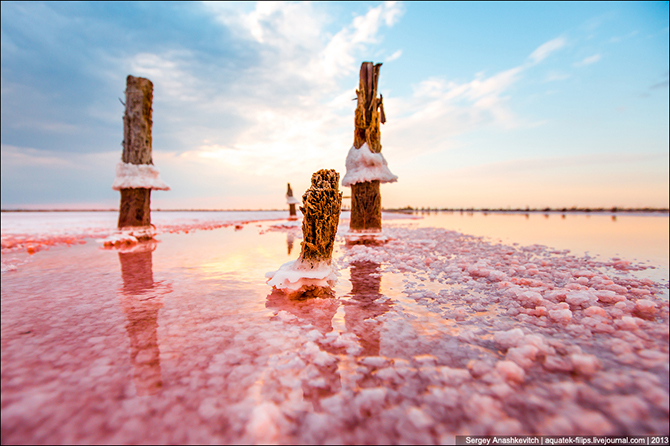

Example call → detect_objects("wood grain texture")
350 180 382 231
119 75 153 229
298 170 342 262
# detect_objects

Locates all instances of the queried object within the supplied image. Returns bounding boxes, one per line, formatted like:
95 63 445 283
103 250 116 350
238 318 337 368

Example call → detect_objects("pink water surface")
1 211 668 444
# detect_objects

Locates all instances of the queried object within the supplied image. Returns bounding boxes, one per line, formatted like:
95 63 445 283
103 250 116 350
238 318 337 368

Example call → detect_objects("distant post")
342 62 397 235
286 183 299 219
112 75 169 235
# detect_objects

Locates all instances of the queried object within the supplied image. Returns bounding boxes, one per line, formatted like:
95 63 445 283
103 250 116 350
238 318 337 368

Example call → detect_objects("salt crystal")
493 328 525 350
495 360 525 383
570 354 600 376
635 299 658 315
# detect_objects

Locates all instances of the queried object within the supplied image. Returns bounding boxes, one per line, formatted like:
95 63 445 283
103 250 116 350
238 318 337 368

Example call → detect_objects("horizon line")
1 207 668 213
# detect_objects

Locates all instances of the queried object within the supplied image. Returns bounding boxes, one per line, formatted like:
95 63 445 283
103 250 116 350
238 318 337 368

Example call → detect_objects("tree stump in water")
298 169 342 264
118 75 154 230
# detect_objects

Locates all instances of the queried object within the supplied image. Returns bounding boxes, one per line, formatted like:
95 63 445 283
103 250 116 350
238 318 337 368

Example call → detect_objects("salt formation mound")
341 143 397 187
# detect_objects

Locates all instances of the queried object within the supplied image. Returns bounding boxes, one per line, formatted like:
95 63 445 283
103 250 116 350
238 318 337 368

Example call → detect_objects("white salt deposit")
111 161 170 191
266 259 338 294
286 195 300 205
341 143 398 187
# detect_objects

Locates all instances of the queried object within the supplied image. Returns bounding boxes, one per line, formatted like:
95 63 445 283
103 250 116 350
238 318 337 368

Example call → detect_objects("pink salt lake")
1 211 668 444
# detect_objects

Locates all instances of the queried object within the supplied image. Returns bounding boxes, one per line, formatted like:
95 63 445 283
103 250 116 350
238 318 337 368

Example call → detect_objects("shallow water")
1 211 668 443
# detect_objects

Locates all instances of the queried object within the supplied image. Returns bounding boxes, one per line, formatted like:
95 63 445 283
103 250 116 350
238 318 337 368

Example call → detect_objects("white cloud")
386 49 403 62
544 71 571 82
104 1 405 207
574 54 601 67
528 37 566 64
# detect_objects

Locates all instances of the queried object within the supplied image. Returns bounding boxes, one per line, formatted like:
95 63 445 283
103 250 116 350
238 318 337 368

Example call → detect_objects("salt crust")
266 259 338 293
341 143 398 187
96 226 157 249
286 195 300 205
2 213 669 442
111 162 170 191
344 230 390 244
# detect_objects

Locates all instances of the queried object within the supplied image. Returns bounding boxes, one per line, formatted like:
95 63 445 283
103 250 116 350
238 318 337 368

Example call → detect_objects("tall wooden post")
286 183 298 218
346 62 395 233
117 76 156 230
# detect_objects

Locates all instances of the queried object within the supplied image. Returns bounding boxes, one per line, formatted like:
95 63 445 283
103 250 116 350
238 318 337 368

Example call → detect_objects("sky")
1 1 668 210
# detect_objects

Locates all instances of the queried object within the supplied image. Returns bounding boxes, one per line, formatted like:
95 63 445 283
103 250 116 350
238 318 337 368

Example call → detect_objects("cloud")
528 37 566 64
574 54 601 67
650 71 669 90
609 30 638 43
382 37 573 158
544 71 571 82
386 49 403 62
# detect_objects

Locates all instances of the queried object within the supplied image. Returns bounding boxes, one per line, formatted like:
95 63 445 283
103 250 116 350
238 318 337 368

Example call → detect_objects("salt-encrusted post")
266 169 342 295
342 62 397 236
286 183 299 219
112 75 169 235
298 170 342 264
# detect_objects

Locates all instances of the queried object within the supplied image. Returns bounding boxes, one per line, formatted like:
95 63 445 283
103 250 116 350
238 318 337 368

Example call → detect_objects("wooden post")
286 183 297 218
298 169 342 264
118 75 154 229
350 62 385 232
266 169 342 295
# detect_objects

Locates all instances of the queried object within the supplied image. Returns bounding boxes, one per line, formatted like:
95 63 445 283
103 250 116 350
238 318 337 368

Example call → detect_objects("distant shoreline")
385 207 670 214
1 207 668 214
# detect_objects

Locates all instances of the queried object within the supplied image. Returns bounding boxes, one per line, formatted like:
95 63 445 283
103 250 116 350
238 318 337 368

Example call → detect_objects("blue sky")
1 1 668 210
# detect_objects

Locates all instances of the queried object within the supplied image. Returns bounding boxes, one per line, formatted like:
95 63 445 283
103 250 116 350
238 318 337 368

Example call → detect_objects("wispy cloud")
650 71 669 90
386 49 403 62
574 54 601 67
382 35 572 158
610 30 638 43
528 37 566 64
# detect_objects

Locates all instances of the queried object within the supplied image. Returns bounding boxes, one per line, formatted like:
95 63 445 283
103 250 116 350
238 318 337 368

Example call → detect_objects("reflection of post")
287 233 295 256
265 289 341 409
118 246 163 395
266 289 339 336
344 261 392 356
286 183 299 219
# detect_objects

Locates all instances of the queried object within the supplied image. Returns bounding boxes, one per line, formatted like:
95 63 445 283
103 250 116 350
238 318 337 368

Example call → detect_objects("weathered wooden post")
286 183 299 219
342 62 397 242
267 169 342 296
112 75 169 238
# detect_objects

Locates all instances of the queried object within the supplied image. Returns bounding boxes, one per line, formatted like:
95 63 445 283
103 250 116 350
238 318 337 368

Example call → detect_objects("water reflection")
266 289 339 336
287 233 295 256
265 290 341 409
344 261 393 357
117 242 167 396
